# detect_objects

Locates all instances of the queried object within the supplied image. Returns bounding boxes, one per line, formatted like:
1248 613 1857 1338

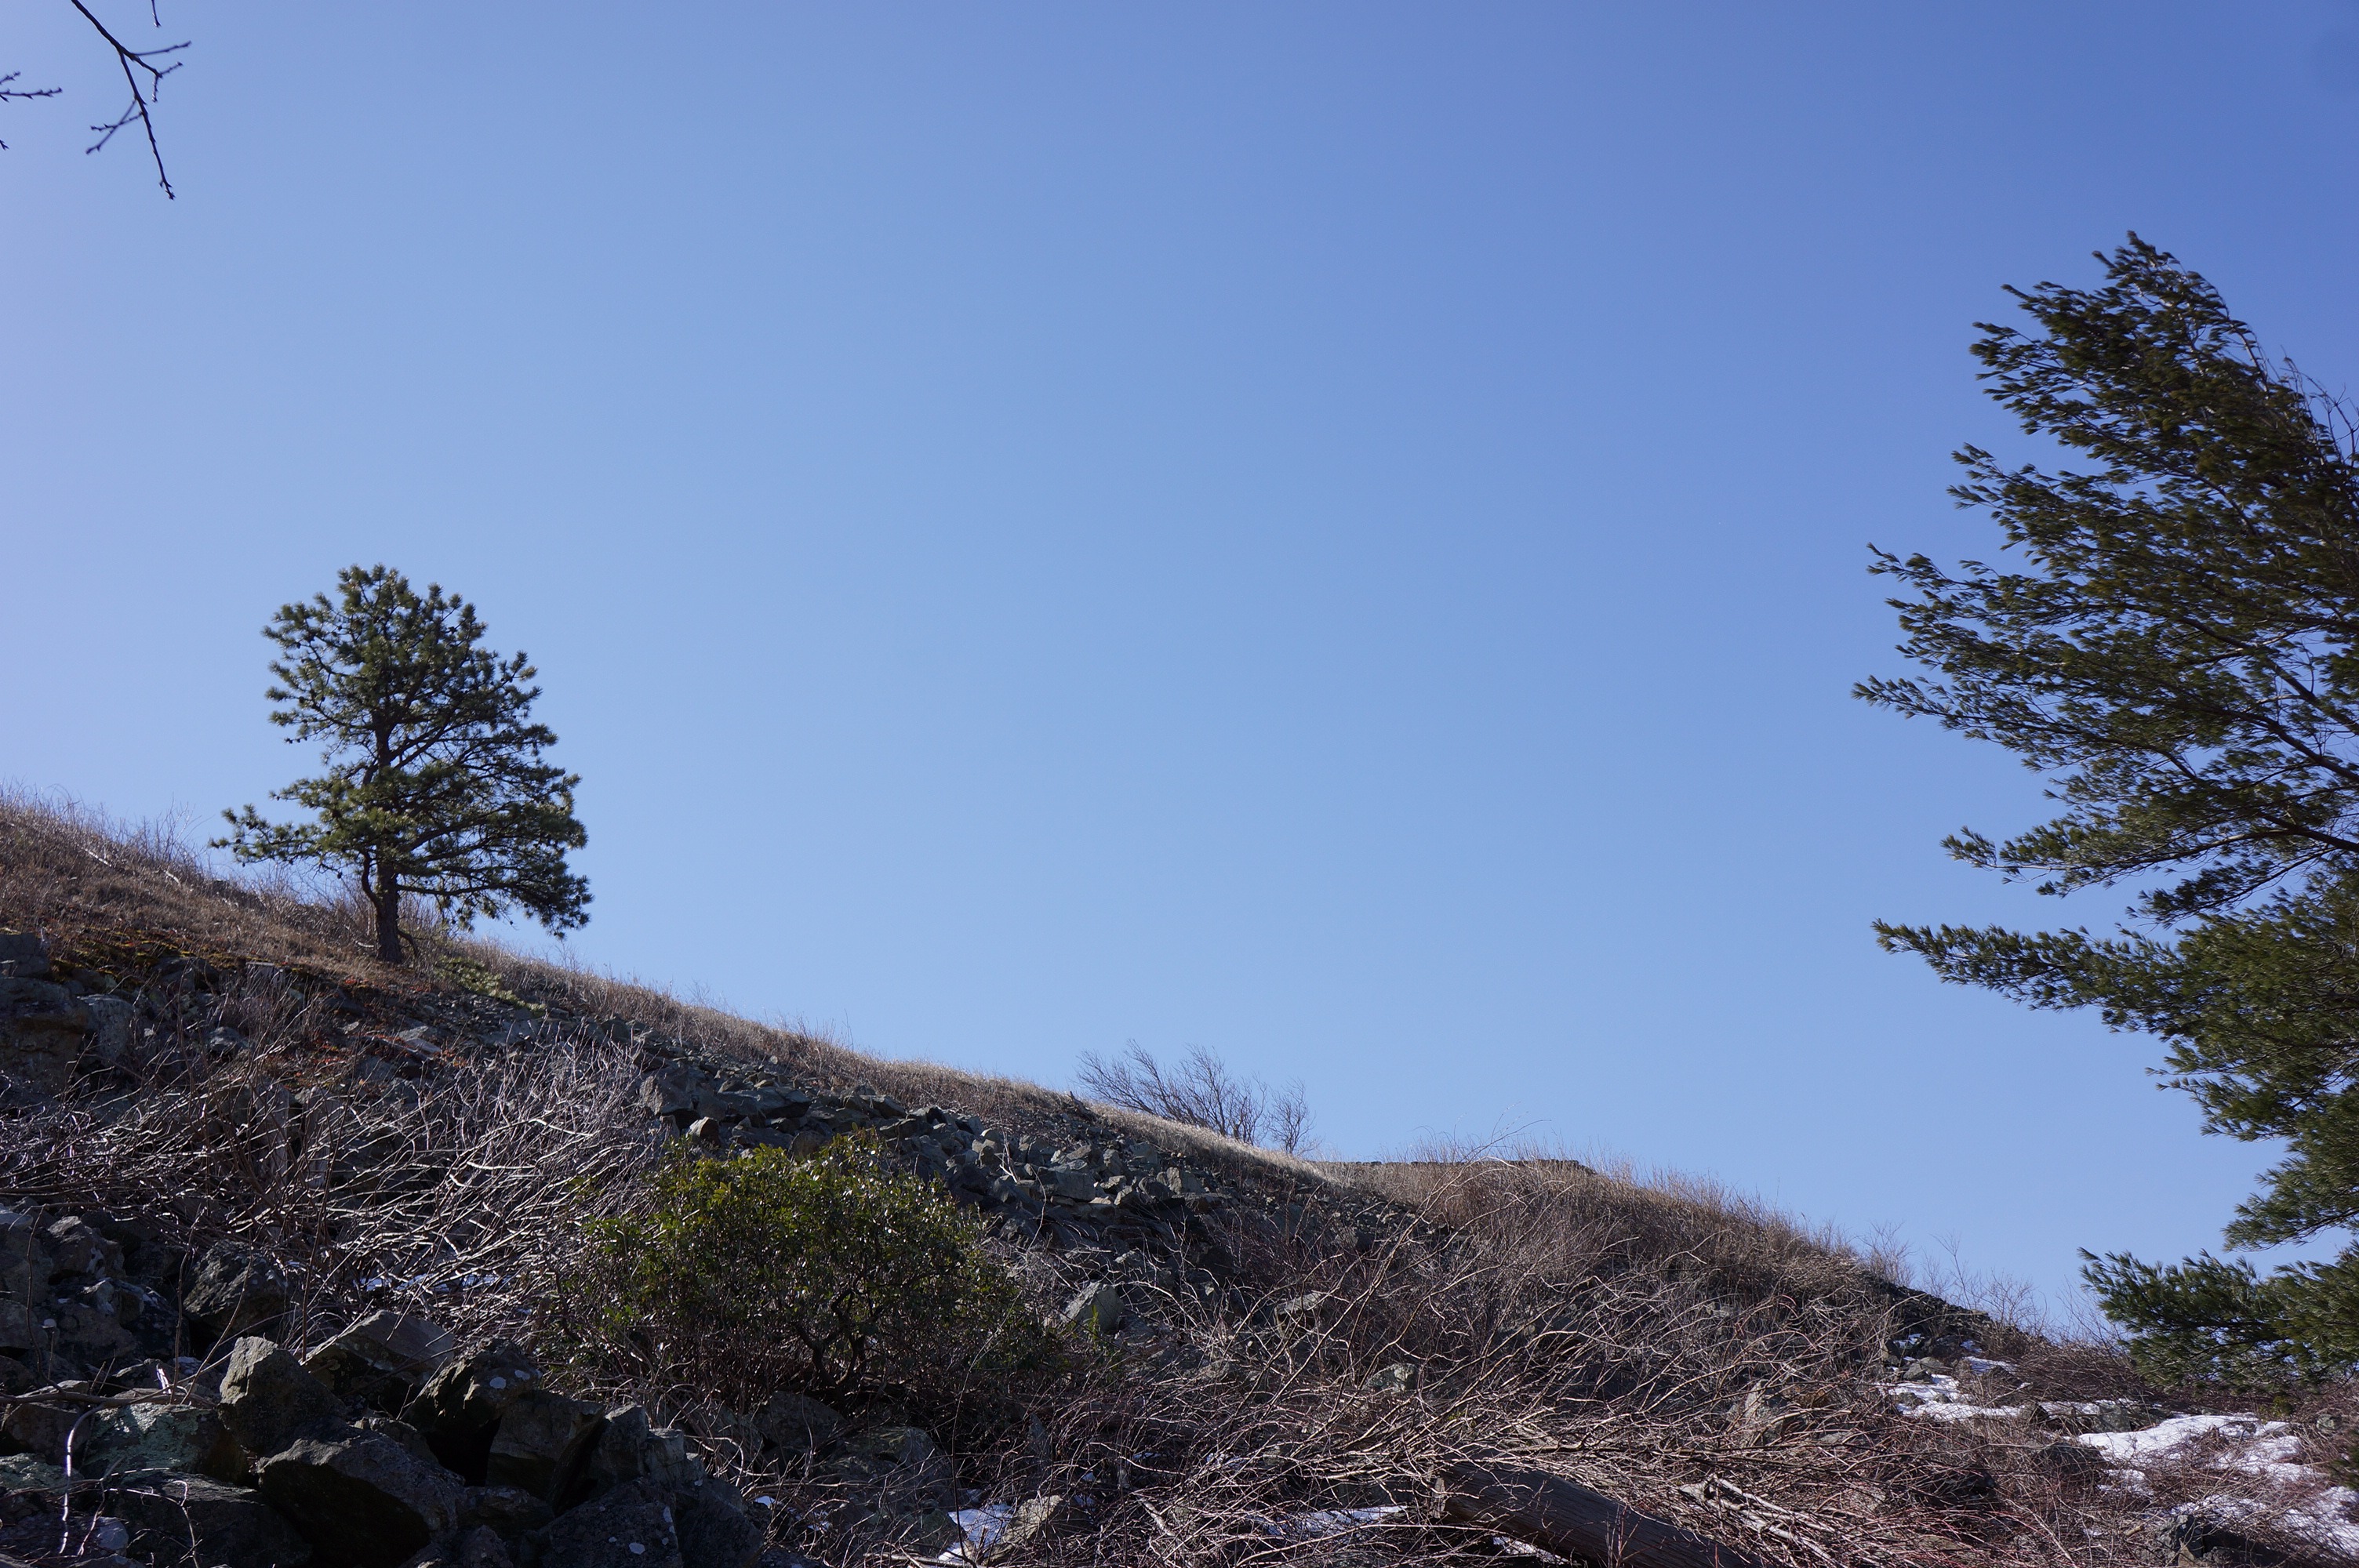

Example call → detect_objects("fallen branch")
1439 1455 1772 1568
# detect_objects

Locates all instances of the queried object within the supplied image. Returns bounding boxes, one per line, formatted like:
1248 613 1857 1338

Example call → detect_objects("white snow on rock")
934 1505 1015 1564
1879 1377 2359 1555
1272 1505 1406 1539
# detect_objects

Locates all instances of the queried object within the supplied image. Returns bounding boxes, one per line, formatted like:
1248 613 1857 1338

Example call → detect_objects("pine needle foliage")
217 564 588 964
1859 236 2359 1383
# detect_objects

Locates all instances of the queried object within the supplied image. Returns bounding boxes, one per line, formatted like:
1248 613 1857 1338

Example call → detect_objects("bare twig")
0 71 64 151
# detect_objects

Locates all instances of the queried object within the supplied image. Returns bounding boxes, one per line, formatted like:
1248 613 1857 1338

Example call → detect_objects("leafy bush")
559 1136 1056 1417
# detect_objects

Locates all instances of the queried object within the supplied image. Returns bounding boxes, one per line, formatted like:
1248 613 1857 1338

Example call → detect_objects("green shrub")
560 1136 1056 1417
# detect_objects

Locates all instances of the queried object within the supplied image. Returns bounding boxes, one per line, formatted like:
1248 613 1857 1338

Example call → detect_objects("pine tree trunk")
374 876 404 965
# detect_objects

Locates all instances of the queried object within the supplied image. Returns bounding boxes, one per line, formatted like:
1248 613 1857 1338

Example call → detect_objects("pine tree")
219 565 589 964
1859 237 2359 1383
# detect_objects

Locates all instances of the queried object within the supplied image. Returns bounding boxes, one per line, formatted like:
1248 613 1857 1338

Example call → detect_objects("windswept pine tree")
1861 236 2359 1383
220 564 589 964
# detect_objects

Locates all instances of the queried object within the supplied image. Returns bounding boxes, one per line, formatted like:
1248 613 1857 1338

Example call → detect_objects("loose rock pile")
0 1276 765 1568
634 1058 1230 1243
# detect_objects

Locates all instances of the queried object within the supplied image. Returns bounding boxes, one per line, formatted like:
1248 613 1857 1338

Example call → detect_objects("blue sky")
8 3 2359 1309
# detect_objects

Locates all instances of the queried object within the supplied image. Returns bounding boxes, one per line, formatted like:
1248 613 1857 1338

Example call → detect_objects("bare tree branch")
69 0 186 197
1075 1041 1315 1153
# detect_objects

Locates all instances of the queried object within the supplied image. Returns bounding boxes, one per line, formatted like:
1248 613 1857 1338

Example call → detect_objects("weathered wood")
1439 1458 1772 1568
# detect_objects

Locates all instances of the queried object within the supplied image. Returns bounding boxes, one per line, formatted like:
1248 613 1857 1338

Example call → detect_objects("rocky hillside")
5 793 2359 1568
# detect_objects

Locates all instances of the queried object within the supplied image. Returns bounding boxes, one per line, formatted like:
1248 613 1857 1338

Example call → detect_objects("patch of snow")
2080 1414 2287 1472
2077 1414 2359 1556
1885 1374 2028 1422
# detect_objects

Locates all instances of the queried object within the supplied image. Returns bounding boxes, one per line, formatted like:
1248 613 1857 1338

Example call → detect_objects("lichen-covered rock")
220 1338 342 1459
82 1400 242 1481
304 1311 454 1411
256 1425 464 1568
0 1454 66 1494
104 1468 314 1566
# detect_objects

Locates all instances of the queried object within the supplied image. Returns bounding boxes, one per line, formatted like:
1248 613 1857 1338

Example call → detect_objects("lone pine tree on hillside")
219 564 589 965
1860 236 2359 1383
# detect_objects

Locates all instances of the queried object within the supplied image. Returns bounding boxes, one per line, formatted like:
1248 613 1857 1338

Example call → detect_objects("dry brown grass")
0 788 393 979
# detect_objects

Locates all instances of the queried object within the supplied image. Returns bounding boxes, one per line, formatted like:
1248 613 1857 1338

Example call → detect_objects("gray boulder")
220 1337 342 1458
104 1468 314 1566
753 1392 841 1454
638 1064 711 1121
530 1475 684 1568
0 1209 50 1307
821 1426 956 1512
354 1414 443 1468
43 1217 122 1279
402 1342 543 1480
0 934 49 979
394 1523 519 1568
456 1524 518 1568
673 1472 763 1568
1061 1282 1126 1334
81 995 134 1067
458 1483 554 1537
572 1406 704 1502
183 1243 292 1344
256 1425 464 1568
0 977 92 1094
304 1310 454 1410
484 1390 604 1502
0 1390 83 1465
0 1302 38 1355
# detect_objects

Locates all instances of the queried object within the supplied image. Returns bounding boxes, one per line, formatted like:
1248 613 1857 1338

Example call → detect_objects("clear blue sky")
9 3 2359 1309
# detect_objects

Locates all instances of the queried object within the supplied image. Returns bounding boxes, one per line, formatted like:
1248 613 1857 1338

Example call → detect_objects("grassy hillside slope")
3 791 2353 1567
